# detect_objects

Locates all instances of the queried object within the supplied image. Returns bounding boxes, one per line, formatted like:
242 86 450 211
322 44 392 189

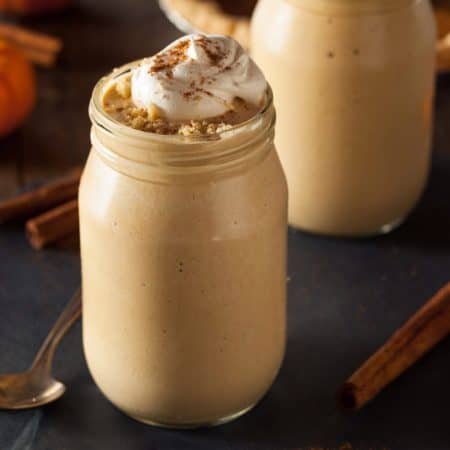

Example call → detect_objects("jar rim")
89 60 274 145
88 60 276 180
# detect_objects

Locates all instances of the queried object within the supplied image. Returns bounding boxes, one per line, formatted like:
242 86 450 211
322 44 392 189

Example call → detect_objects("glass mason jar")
251 0 436 236
79 64 288 428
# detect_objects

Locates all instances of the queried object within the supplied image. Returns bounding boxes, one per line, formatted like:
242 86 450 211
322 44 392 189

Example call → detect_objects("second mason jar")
79 65 287 428
252 0 436 236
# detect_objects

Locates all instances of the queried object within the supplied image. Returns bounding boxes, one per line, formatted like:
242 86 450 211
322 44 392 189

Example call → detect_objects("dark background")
1 1 450 449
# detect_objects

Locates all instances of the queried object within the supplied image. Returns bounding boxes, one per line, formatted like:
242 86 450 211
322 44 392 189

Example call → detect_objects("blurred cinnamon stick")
26 199 79 250
337 282 450 412
437 35 450 72
0 167 82 223
21 45 60 68
0 23 63 67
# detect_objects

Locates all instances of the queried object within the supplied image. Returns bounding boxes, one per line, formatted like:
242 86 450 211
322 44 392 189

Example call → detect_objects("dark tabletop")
1 1 450 449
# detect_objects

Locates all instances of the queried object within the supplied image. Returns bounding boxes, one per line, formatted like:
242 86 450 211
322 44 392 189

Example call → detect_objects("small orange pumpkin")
0 0 73 14
0 39 36 137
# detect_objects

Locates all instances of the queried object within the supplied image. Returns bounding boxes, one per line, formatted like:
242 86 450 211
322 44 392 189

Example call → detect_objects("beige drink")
79 35 287 428
252 0 436 236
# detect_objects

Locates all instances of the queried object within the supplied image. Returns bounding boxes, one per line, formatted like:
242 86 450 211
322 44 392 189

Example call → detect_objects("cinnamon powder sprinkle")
178 37 227 101
148 36 230 97
149 38 190 78
149 36 228 80
183 86 214 100
195 36 227 67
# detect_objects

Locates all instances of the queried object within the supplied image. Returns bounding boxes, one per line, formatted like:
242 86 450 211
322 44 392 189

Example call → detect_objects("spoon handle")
30 288 82 373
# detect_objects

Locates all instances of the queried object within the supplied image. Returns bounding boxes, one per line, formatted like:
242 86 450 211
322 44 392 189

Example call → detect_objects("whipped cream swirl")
131 34 267 121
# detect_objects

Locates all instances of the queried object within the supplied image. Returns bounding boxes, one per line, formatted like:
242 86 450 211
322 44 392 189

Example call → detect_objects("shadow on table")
38 329 450 450
200 333 450 450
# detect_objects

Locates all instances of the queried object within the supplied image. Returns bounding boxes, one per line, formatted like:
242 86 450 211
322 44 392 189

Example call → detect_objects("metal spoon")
0 288 82 410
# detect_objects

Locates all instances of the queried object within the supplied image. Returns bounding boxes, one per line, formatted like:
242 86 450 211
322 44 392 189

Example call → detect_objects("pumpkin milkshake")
252 0 436 236
80 35 287 428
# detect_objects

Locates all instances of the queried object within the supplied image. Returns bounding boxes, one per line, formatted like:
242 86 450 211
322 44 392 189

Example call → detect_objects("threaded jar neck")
89 62 276 182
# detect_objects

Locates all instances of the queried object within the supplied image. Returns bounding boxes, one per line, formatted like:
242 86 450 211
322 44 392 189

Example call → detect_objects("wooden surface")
1 1 450 450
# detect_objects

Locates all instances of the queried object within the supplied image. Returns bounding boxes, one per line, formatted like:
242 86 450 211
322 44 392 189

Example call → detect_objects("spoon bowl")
0 370 66 409
0 288 81 410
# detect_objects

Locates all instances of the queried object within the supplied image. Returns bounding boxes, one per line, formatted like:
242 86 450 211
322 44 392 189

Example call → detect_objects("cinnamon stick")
26 199 79 250
435 4 450 39
437 35 450 72
0 23 62 67
337 282 450 412
0 167 82 224
21 45 59 68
